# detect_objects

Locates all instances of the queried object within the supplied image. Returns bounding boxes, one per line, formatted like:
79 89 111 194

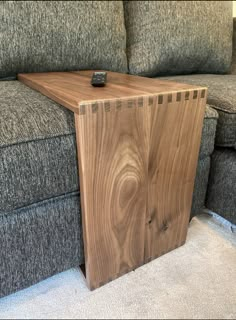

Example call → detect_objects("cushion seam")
0 190 80 217
0 132 75 150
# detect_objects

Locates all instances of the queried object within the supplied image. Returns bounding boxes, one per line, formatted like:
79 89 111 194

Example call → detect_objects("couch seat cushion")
0 81 78 214
206 148 236 224
0 81 218 214
159 75 236 148
0 191 84 297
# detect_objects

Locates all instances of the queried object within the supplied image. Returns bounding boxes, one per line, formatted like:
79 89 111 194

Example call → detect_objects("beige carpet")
0 214 235 319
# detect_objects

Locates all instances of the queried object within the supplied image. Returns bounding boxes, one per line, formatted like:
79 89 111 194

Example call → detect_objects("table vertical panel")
145 91 207 261
75 99 149 289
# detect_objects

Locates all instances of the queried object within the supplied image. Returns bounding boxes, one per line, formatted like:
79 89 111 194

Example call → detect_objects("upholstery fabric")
0 81 78 213
0 81 217 213
0 81 75 148
0 192 84 298
231 18 236 74
216 110 236 148
124 1 232 77
160 75 236 147
199 105 218 159
0 1 127 79
191 156 210 217
191 106 218 217
206 148 236 224
1 136 79 214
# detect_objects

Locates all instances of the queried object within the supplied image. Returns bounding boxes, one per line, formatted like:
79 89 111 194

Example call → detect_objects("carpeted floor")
0 213 235 319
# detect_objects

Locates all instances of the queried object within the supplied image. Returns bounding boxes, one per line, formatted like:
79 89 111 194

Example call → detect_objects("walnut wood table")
18 71 207 290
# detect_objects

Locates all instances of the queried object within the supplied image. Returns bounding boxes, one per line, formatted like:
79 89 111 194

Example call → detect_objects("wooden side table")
18 71 207 290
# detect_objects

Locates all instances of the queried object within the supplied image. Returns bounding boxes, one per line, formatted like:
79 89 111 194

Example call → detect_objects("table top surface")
18 70 206 114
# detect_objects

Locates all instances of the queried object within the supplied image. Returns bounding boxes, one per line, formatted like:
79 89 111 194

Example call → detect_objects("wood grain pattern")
75 99 149 289
18 71 207 289
145 90 207 261
18 71 204 114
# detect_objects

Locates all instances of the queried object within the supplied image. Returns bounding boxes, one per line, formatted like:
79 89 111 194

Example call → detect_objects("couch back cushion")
124 1 232 77
0 1 127 79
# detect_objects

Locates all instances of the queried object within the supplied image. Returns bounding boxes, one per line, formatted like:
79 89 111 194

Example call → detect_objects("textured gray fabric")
0 192 84 298
0 136 79 214
199 105 218 159
231 18 236 74
0 81 75 148
216 110 236 148
0 1 127 79
0 81 79 213
191 157 210 217
124 1 232 77
206 148 236 224
0 81 217 213
160 75 236 147
204 104 219 119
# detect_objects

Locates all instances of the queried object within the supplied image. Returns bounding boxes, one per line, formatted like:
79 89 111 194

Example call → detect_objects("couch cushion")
159 75 236 148
191 156 210 217
0 81 218 213
0 191 83 298
0 1 127 79
124 1 232 77
0 81 78 213
200 105 218 159
206 148 236 225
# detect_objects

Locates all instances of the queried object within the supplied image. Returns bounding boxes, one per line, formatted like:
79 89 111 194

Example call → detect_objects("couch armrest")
231 18 236 74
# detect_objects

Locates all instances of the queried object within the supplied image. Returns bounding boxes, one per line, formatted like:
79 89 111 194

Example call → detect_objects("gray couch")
0 1 235 298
